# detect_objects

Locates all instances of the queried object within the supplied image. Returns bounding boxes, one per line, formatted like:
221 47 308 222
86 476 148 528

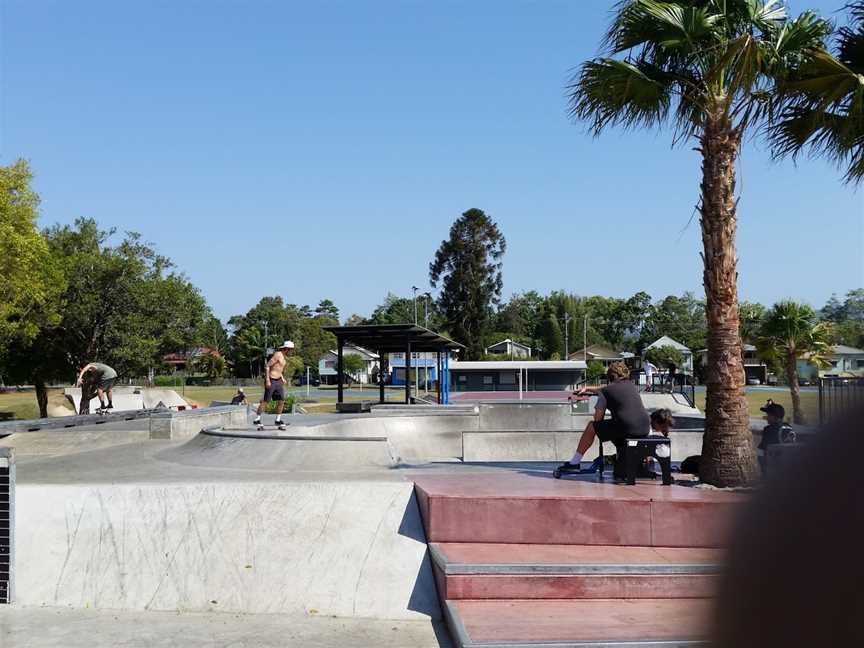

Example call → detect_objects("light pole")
584 315 588 362
411 286 419 324
306 366 311 399
563 312 571 359
423 293 431 395
261 321 269 378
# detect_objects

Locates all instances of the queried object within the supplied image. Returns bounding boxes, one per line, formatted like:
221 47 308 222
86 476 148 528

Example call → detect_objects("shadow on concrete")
398 490 443 621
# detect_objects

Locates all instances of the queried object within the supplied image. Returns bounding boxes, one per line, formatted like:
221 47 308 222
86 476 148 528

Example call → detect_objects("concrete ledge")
148 406 247 440
0 410 155 436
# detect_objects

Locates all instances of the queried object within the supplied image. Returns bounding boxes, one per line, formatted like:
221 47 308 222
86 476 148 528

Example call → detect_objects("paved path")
0 607 452 648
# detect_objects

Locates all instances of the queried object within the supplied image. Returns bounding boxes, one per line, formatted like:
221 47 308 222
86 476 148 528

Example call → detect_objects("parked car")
746 378 761 386
293 376 320 387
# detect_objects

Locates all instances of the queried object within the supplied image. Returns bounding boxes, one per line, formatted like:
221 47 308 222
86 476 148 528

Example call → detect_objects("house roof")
321 344 379 361
568 344 624 361
832 344 864 355
486 339 531 351
450 360 587 371
646 336 691 353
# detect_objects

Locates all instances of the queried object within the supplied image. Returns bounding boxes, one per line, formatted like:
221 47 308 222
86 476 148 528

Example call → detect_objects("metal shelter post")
336 337 344 404
405 341 412 404
436 351 442 404
378 350 386 403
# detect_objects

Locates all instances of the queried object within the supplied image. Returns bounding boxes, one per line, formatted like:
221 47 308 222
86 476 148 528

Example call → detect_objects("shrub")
154 375 184 387
264 394 296 414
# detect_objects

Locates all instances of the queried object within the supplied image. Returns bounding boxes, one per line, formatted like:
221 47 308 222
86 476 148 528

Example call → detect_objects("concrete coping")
201 426 388 442
149 405 246 419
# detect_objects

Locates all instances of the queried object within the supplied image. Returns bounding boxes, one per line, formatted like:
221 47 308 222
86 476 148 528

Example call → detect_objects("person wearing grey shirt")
76 362 118 413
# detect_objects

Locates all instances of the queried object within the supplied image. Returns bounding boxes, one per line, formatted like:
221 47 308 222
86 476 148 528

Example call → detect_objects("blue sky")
2 0 860 323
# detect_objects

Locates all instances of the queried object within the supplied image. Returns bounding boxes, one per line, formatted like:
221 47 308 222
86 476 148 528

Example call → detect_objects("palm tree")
568 0 832 486
772 2 864 183
756 301 833 424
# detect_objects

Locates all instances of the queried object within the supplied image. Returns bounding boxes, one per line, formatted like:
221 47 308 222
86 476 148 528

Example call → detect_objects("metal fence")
819 377 864 425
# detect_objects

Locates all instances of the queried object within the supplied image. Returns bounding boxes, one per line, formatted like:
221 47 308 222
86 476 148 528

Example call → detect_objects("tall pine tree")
429 208 506 359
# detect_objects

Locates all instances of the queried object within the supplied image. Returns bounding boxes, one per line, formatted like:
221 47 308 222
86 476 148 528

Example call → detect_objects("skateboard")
256 423 288 431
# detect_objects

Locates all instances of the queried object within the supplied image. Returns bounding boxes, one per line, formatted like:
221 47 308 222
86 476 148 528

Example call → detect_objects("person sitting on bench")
563 361 649 469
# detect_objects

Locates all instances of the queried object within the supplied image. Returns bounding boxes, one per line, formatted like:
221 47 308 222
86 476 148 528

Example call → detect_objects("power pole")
564 312 571 359
584 315 588 362
261 321 269 378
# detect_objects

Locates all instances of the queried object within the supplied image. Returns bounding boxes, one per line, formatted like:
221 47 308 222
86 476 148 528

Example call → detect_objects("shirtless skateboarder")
252 340 294 430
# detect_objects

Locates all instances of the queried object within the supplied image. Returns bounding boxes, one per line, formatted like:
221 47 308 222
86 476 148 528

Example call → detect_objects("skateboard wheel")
553 468 562 479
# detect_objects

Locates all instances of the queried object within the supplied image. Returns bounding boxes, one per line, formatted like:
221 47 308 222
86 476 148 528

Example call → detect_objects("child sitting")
758 400 794 476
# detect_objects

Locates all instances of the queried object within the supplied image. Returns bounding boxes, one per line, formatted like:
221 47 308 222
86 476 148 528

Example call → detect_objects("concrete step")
415 473 743 548
431 543 721 600
445 598 711 647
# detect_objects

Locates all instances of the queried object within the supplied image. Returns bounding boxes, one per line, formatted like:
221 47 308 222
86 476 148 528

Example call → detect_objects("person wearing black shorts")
563 361 649 468
252 340 295 428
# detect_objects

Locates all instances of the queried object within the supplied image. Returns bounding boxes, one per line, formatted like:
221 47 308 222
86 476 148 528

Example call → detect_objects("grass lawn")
0 389 73 421
694 388 818 423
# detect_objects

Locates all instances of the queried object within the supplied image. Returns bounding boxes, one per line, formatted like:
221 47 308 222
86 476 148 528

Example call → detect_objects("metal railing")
819 377 864 425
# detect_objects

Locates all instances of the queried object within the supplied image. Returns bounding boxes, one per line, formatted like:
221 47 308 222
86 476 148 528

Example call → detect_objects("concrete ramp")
14 480 439 620
639 392 700 414
157 429 400 471
64 387 187 414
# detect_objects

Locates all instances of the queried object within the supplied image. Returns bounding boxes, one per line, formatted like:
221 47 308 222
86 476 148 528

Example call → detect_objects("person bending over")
563 361 649 469
252 341 294 429
76 362 118 413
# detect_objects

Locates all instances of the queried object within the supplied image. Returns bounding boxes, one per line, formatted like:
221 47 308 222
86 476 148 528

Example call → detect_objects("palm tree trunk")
698 115 758 487
786 353 804 424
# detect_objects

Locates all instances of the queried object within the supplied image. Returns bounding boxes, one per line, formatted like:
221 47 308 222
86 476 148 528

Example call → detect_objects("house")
696 343 770 384
449 360 587 393
318 345 379 384
798 344 864 380
388 351 439 386
162 347 221 372
567 344 628 367
644 336 693 374
485 339 531 358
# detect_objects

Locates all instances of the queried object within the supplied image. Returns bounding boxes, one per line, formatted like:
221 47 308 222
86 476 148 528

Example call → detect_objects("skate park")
0 359 759 647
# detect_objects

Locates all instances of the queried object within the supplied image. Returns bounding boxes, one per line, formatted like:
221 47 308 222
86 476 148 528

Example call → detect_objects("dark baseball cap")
760 401 785 418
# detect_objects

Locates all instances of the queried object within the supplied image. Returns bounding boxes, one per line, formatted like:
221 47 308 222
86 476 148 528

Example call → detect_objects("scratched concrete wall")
14 481 439 620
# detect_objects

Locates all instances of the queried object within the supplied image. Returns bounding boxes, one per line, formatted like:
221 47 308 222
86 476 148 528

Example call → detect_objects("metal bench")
599 436 673 486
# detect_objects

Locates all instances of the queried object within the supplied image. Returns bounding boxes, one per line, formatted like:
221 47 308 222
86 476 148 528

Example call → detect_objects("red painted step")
446 598 712 647
432 543 721 600
415 473 743 548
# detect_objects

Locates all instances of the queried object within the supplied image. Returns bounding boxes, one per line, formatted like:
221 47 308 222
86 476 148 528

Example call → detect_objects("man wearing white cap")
253 340 295 430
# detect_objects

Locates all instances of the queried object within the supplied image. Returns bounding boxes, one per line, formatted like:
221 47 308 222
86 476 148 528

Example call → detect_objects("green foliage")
153 374 184 387
2 218 214 402
639 294 706 352
539 314 564 359
739 301 768 343
284 355 305 382
429 208 506 359
587 360 606 381
645 345 685 369
771 2 864 183
194 353 226 381
0 160 65 360
264 394 296 414
757 300 835 423
343 353 366 379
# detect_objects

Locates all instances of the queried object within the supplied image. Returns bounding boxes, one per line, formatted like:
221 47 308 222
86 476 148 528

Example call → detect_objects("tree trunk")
786 353 804 425
35 380 49 419
698 115 759 487
79 376 97 415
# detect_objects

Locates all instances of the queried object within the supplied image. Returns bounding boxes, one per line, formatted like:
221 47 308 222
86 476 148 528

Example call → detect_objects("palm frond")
568 58 673 134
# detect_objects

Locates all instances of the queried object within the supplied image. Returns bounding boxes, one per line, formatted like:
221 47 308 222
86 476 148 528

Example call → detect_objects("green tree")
4 218 214 416
429 208 506 358
586 360 606 382
739 301 768 343
645 345 685 371
194 352 226 381
365 293 415 325
0 160 64 362
315 299 340 321
771 1 864 183
568 0 832 485
757 301 834 424
640 294 706 352
539 314 564 359
343 354 366 383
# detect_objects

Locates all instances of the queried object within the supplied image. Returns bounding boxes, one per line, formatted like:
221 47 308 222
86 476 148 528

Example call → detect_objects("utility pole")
423 293 431 395
261 321 269 379
564 312 571 360
584 315 588 362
